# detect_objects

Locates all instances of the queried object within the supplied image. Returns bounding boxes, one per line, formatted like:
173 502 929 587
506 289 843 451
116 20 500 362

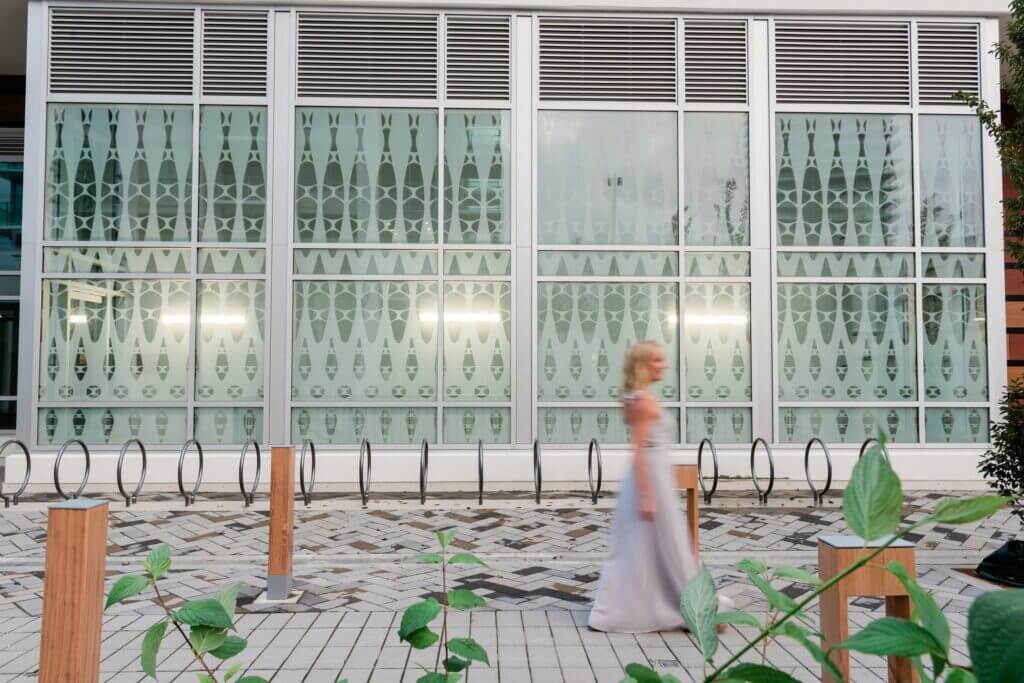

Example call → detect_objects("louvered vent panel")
0 129 23 156
446 15 511 100
538 18 677 102
297 13 438 98
685 20 747 103
202 10 268 97
775 21 911 104
918 23 980 105
49 8 194 95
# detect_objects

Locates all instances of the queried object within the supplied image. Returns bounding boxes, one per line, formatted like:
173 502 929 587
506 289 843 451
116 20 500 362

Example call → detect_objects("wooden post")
672 464 701 562
39 498 108 683
267 445 295 600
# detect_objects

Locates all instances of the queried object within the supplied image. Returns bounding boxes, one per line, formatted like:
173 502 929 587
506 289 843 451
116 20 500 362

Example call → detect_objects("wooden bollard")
672 464 701 561
39 498 108 683
267 445 295 600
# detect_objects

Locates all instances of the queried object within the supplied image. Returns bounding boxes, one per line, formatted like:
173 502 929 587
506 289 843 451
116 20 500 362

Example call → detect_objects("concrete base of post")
254 589 304 605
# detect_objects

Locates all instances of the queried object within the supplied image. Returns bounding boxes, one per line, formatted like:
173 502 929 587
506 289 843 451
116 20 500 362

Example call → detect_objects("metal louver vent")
918 23 980 105
538 18 677 102
775 21 911 105
297 12 438 98
202 10 269 97
685 19 747 103
0 129 23 156
49 8 194 95
446 15 511 100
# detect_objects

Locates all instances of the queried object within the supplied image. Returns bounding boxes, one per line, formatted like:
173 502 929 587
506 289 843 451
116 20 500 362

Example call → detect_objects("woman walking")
588 340 709 632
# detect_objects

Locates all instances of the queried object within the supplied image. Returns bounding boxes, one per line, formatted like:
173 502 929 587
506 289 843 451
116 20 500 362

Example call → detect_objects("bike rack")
587 438 603 505
858 437 891 462
358 438 372 505
54 439 90 500
177 439 204 506
750 437 775 505
532 439 542 504
477 440 484 505
0 440 30 507
419 440 429 504
239 439 261 507
116 438 147 506
299 439 316 507
696 438 720 504
804 438 833 507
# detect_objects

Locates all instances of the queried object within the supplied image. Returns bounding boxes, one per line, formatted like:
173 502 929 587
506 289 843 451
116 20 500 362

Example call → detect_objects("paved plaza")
0 489 1018 682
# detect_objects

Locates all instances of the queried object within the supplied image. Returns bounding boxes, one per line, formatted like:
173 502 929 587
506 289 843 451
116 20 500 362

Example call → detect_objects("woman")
589 340 706 633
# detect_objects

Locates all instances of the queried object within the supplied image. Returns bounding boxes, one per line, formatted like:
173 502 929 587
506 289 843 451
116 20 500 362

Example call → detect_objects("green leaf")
724 663 801 682
216 583 241 618
839 617 944 658
399 598 441 640
716 611 762 629
416 674 450 683
930 496 1010 525
105 575 150 609
448 637 490 665
842 447 902 541
967 588 1024 683
210 635 247 660
944 669 977 683
140 620 167 680
172 599 234 630
197 675 215 683
736 558 768 575
417 553 443 564
405 627 440 649
679 565 719 663
444 656 468 672
776 622 844 683
144 545 172 579
747 572 798 613
661 676 684 683
771 566 821 586
886 562 950 655
447 588 486 610
448 552 487 566
224 663 242 681
435 529 456 548
189 625 227 654
623 663 661 682
236 678 269 683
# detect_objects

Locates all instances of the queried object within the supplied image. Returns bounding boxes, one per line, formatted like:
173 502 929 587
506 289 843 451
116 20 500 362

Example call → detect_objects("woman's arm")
628 394 657 521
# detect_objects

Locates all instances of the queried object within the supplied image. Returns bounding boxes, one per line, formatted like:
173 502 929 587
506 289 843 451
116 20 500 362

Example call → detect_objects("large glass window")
0 161 21 431
684 113 750 246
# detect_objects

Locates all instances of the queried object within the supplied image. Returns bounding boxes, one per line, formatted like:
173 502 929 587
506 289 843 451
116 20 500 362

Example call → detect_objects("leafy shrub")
979 378 1024 525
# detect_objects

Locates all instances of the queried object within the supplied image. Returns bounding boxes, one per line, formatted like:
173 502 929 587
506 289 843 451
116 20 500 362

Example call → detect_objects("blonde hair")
623 341 661 395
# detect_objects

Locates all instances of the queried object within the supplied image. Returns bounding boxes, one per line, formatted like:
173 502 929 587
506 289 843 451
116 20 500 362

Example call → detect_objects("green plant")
398 529 491 682
621 435 1015 683
979 378 1024 524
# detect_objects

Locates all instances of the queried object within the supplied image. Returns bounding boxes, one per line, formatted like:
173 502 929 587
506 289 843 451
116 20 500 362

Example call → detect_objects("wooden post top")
49 498 107 511
819 534 914 549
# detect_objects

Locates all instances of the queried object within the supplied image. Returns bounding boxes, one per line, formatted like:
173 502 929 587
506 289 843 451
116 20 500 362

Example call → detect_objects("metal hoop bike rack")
299 439 316 507
358 438 372 505
239 439 261 507
177 439 204 506
532 439 542 504
0 440 30 507
116 438 147 506
858 437 890 462
803 438 833 507
696 438 720 504
419 440 429 504
477 440 484 505
750 437 775 505
587 438 603 505
54 439 90 500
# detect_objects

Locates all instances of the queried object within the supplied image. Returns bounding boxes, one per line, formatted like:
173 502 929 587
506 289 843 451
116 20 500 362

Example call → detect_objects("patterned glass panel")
926 407 989 443
38 407 186 446
779 407 918 443
685 252 750 277
777 284 917 401
922 253 985 279
198 107 267 242
537 251 678 277
776 114 912 247
684 284 751 401
776 252 913 278
537 283 679 402
685 407 752 444
444 110 509 244
292 406 436 445
39 280 191 401
923 285 988 401
920 116 983 248
293 249 437 276
0 161 23 271
538 407 681 444
295 108 439 243
0 301 18 397
195 281 265 401
684 113 750 246
194 407 263 445
443 282 511 401
198 249 266 274
444 250 510 276
538 111 678 245
46 105 193 241
443 407 511 444
292 281 438 401
44 247 190 274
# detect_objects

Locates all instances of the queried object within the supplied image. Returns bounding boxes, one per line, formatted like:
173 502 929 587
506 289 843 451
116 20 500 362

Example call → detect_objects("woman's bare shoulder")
625 391 659 419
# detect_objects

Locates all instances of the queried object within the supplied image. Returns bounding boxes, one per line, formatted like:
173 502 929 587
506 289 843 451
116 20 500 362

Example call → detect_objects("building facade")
9 0 1010 484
